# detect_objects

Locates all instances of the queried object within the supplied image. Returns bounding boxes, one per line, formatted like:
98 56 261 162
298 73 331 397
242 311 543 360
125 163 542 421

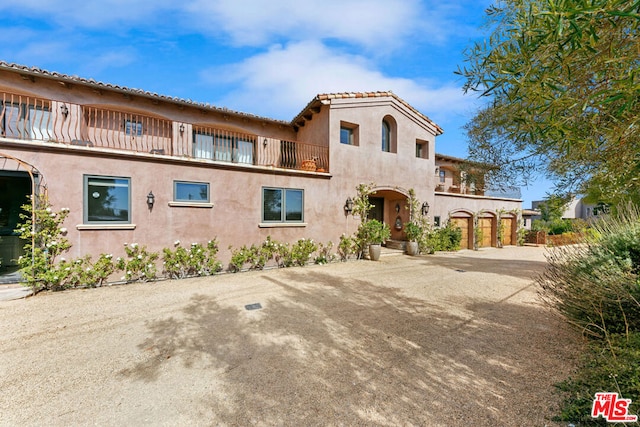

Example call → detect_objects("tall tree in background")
458 0 640 205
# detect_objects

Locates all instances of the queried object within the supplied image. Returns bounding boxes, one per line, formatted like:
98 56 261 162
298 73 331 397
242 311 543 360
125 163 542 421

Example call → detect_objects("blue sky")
1 0 548 206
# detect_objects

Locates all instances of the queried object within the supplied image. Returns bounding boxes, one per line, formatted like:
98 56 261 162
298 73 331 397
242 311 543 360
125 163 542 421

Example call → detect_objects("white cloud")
186 0 422 50
203 41 473 122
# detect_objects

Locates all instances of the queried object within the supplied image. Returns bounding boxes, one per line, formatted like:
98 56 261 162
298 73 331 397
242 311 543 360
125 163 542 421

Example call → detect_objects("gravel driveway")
0 246 579 426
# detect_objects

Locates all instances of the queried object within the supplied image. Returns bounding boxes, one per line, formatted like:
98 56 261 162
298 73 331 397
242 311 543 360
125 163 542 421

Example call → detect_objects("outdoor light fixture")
60 104 69 118
263 138 268 147
395 203 400 213
146 191 155 209
179 124 185 134
421 201 430 216
344 197 354 214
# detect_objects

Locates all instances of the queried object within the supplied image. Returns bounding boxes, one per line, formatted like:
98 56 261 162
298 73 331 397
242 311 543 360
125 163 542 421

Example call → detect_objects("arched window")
382 119 391 152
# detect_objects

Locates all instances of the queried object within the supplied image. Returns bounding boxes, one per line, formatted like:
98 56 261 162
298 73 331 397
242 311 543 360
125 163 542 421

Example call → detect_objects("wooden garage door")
478 217 493 247
502 217 514 246
451 217 470 249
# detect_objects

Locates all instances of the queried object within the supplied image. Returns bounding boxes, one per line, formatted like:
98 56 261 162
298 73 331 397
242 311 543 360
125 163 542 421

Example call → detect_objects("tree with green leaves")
458 0 640 206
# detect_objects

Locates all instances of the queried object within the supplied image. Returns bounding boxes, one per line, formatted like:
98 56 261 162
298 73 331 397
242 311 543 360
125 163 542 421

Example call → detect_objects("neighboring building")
0 62 522 267
521 209 541 230
530 197 605 222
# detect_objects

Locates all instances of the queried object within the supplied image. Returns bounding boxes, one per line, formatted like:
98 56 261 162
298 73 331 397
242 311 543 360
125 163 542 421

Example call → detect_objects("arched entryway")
367 187 410 243
0 153 46 273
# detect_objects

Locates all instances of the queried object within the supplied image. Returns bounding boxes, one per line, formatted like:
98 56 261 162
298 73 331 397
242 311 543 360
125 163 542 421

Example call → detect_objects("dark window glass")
263 188 283 221
262 188 304 222
85 176 130 223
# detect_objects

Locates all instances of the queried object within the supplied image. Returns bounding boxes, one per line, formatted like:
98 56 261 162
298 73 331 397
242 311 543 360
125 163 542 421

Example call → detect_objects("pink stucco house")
0 62 521 267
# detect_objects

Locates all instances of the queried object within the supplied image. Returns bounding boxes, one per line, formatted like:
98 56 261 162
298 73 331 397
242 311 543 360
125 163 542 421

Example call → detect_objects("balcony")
0 91 329 174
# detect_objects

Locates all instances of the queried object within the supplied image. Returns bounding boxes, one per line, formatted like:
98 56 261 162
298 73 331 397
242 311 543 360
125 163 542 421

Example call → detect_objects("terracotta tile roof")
0 61 290 125
293 91 444 135
436 152 498 169
0 62 444 135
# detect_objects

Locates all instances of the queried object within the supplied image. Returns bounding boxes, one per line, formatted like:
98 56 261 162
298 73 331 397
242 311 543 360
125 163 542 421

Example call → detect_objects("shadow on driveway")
121 265 577 426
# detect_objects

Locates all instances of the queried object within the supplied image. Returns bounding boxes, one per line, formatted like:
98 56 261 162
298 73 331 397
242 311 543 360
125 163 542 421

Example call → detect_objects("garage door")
451 217 470 249
501 217 514 246
478 217 493 247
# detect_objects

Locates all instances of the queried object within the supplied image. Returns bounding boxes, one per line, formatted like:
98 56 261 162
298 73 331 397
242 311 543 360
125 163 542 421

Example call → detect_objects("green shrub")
290 238 318 266
555 333 640 425
163 240 222 279
424 222 462 252
115 243 159 283
404 221 423 242
314 241 335 264
538 209 640 338
338 234 357 261
15 196 72 291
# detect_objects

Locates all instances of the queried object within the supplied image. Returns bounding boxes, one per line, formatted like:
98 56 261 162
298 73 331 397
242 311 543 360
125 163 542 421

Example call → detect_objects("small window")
340 127 354 145
262 187 304 223
434 216 441 227
339 121 359 146
416 139 428 159
382 120 391 152
125 120 143 136
84 175 131 223
439 169 446 183
174 181 209 203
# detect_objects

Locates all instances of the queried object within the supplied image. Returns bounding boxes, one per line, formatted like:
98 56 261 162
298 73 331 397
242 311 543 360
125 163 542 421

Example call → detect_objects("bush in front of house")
162 240 222 279
423 222 462 253
116 243 160 283
228 237 323 272
537 205 640 424
14 196 72 291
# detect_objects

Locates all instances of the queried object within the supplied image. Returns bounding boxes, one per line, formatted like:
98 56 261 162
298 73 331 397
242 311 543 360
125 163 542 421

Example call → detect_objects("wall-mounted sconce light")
344 197 354 214
263 138 268 147
179 124 185 134
146 191 155 210
421 201 430 216
395 203 400 213
60 104 69 118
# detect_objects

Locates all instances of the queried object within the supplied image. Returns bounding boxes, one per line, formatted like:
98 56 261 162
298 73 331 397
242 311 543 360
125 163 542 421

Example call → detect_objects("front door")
0 172 31 268
368 197 384 222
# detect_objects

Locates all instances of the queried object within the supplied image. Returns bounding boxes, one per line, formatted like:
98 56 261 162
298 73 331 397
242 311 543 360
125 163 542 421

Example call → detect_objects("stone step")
385 239 406 251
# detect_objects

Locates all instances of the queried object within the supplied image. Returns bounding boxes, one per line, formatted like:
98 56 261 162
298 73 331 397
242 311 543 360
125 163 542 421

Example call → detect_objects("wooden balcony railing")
0 92 329 173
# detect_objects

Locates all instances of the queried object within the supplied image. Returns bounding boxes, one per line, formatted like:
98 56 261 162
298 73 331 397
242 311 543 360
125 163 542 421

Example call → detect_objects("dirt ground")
0 246 580 426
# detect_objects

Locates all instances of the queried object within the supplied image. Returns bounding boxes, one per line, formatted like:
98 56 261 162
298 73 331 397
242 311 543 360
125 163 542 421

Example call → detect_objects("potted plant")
404 221 422 256
358 219 390 261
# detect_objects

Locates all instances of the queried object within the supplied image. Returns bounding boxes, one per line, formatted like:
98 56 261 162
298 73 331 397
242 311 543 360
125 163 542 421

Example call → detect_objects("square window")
174 181 209 202
262 187 304 223
340 127 353 145
84 175 131 223
339 121 359 146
